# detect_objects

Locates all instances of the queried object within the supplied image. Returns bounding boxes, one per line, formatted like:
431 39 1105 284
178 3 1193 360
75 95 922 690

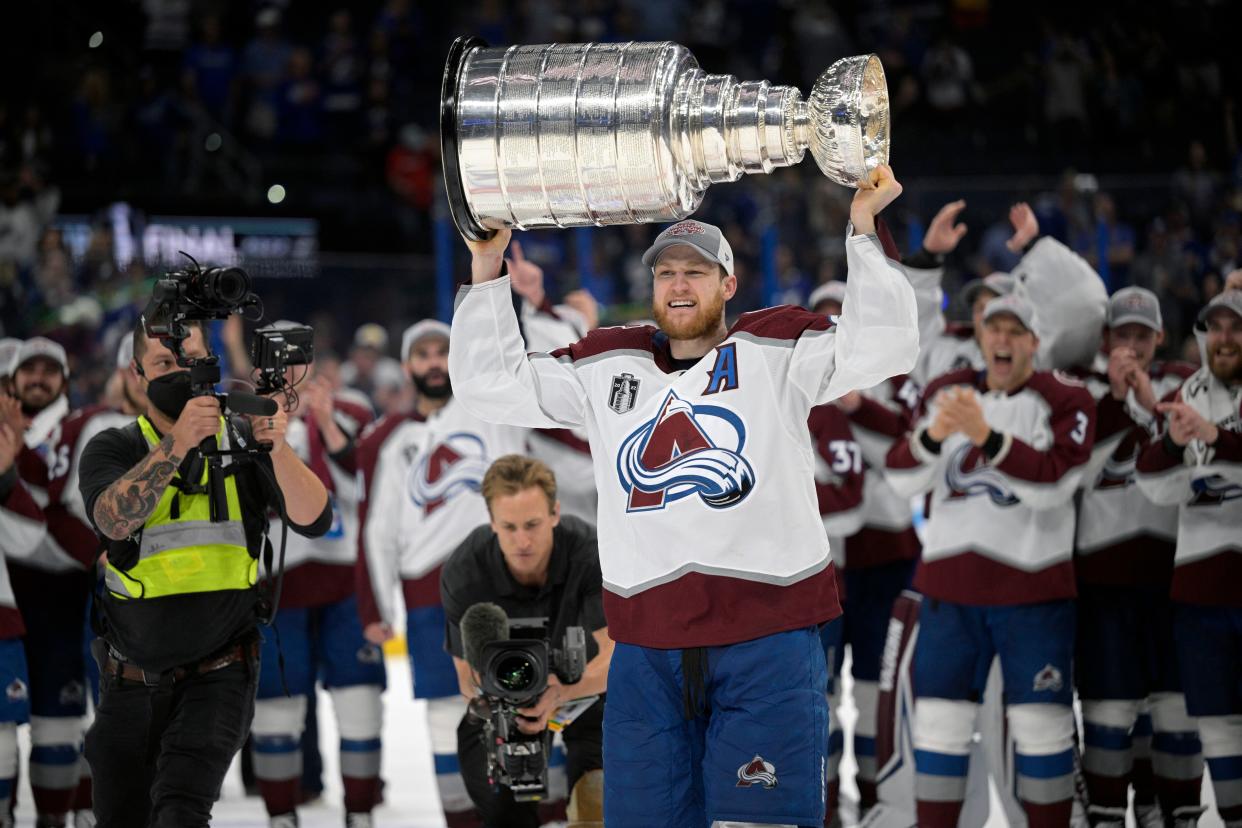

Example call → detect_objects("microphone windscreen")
461 602 509 671
226 391 279 416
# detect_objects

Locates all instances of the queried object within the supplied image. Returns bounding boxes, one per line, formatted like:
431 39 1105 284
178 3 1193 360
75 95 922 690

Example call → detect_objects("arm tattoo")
93 436 184 540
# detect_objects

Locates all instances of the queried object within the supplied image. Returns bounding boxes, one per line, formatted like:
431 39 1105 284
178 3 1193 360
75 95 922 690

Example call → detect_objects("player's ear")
722 273 738 301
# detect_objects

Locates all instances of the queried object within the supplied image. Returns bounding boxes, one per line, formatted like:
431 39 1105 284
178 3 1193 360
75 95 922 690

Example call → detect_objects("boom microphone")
461 602 510 672
224 391 279 417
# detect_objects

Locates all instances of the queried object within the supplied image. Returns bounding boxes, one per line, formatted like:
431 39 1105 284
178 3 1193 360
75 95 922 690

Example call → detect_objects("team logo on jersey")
1033 664 1064 693
736 755 778 788
1095 443 1139 490
944 443 1019 506
407 432 491 515
5 678 26 703
616 390 755 512
1187 474 1242 507
356 644 383 665
58 680 84 707
608 373 641 414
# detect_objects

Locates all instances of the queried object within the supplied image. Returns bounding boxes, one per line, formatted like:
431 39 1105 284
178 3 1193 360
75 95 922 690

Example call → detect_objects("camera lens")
495 653 537 693
199 267 250 305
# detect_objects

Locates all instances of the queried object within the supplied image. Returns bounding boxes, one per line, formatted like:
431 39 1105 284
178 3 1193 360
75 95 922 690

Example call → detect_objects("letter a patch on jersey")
617 390 755 512
702 343 739 395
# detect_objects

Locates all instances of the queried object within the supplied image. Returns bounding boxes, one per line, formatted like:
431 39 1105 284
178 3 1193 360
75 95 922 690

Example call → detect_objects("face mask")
146 371 195 420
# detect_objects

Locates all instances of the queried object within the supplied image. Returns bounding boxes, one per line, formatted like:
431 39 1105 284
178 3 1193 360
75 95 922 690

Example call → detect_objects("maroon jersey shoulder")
356 411 419 472
1026 370 1095 412
554 325 655 362
60 404 116 446
944 321 975 340
731 305 832 341
921 367 978 403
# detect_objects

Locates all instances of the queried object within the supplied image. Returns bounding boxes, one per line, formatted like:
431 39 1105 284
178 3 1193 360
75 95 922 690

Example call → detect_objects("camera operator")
77 317 331 828
441 455 611 828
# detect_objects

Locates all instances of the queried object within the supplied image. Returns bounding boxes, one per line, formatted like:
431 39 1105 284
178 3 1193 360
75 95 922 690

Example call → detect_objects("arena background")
1 0 1238 825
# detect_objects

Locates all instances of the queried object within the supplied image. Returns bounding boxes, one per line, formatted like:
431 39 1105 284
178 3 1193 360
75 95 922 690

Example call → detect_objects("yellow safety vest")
104 416 258 600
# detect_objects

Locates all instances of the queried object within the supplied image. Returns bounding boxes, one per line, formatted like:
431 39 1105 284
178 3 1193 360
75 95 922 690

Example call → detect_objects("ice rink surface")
11 655 1223 827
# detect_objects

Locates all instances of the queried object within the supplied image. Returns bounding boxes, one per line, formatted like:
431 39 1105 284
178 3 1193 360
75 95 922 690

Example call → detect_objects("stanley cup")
440 37 890 241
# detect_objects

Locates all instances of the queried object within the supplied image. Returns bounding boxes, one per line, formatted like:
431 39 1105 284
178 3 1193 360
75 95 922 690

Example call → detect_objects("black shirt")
78 415 332 672
440 515 606 665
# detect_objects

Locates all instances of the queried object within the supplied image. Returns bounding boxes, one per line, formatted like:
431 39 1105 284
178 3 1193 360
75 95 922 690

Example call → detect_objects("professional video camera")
462 606 588 802
140 254 314 516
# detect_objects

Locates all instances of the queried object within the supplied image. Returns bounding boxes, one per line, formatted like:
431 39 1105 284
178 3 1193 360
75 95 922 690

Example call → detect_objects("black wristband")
1021 236 1040 256
328 435 356 464
1162 433 1183 457
0 465 16 500
981 429 1005 459
904 248 945 270
919 429 943 455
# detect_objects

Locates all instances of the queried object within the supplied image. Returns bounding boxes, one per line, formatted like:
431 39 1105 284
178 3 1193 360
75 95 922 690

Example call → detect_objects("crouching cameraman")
441 455 612 828
78 306 331 826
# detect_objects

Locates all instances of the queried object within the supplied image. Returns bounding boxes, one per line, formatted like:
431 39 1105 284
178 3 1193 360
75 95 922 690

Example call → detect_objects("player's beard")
17 382 60 417
1208 343 1242 385
653 287 726 342
412 368 453 400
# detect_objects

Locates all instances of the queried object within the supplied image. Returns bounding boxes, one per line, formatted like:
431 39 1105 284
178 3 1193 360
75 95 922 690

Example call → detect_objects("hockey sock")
1010 704 1076 828
29 716 81 820
1131 708 1157 809
1149 693 1204 818
1200 713 1242 823
853 680 880 811
1080 713 1134 820
331 685 383 814
913 699 975 828
252 733 302 816
251 696 308 817
0 722 15 822
71 760 91 813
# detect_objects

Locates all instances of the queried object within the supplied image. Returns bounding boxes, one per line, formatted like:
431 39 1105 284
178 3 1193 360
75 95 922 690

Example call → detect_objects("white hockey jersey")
355 398 529 627
1075 362 1195 588
885 368 1096 605
267 397 373 608
13 398 131 573
450 232 919 648
1135 365 1242 606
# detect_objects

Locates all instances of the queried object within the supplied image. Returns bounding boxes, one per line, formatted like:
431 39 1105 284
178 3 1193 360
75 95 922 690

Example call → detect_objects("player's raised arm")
793 165 920 406
450 229 589 429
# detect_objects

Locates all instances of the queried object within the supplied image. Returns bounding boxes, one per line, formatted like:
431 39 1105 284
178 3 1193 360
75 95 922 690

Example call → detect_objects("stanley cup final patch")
608 373 641 414
736 755 778 788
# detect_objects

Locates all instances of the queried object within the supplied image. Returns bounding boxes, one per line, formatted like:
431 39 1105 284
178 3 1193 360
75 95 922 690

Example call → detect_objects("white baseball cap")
807 281 847 312
12 337 69 378
401 319 451 362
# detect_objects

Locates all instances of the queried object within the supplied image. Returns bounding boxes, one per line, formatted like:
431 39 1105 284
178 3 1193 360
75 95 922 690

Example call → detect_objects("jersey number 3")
1069 411 1089 445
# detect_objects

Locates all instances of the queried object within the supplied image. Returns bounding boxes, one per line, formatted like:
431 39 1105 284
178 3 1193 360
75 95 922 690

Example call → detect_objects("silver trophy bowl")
441 37 889 240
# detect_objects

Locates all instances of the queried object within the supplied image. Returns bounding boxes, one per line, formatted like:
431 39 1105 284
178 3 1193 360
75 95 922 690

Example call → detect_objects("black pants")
457 700 604 828
85 644 258 827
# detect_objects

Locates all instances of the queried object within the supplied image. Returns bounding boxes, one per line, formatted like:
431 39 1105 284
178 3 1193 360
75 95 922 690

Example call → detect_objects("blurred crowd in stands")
1 0 1239 412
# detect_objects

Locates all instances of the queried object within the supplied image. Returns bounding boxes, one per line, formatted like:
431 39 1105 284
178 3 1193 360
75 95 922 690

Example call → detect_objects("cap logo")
1119 294 1147 310
666 220 706 236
